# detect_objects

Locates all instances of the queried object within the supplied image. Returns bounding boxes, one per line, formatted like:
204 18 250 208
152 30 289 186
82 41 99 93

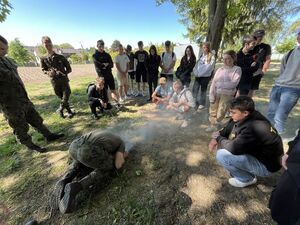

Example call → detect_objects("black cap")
253 29 265 37
165 40 171 47
126 45 132 51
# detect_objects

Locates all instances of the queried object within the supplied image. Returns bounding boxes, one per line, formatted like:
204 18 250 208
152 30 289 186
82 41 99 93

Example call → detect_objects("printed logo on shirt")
138 54 146 63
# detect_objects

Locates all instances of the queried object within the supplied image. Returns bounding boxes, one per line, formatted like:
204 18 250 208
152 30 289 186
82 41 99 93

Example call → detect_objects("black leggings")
192 76 211 106
148 71 158 98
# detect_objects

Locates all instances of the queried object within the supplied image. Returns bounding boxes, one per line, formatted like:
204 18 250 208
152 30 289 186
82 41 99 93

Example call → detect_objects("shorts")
128 71 135 80
251 74 263 90
100 74 115 91
136 67 147 83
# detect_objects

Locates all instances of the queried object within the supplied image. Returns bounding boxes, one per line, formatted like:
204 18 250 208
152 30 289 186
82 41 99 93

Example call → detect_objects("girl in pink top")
206 50 242 132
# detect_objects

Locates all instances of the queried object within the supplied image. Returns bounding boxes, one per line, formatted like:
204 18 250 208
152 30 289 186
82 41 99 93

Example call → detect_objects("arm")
87 86 99 102
222 67 242 89
62 56 72 74
209 74 217 103
180 90 195 108
167 54 176 72
108 54 114 69
262 45 272 73
196 55 215 77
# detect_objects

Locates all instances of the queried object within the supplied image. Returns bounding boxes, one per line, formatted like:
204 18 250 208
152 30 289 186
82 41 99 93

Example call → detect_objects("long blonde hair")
202 42 213 64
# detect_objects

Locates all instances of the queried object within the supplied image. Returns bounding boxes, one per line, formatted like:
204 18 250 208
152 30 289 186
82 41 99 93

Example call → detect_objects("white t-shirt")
161 52 177 74
115 54 130 75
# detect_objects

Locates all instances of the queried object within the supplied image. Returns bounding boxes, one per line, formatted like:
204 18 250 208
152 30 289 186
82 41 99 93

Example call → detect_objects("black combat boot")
46 133 64 142
66 106 75 119
59 182 82 214
26 143 47 153
56 107 65 118
92 114 99 120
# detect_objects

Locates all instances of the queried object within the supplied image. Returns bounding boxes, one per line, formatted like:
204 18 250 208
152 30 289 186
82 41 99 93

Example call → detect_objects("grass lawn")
0 63 299 225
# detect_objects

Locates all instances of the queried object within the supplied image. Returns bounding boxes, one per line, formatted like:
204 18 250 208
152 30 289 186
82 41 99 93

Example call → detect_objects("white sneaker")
228 177 257 188
197 105 205 111
181 120 188 128
119 98 124 104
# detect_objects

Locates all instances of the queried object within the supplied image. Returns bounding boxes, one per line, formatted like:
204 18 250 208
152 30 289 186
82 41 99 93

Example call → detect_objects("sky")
0 0 190 49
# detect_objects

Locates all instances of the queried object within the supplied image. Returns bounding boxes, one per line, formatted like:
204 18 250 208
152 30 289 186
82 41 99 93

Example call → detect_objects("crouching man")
167 80 195 128
209 96 283 188
57 131 128 214
87 77 112 120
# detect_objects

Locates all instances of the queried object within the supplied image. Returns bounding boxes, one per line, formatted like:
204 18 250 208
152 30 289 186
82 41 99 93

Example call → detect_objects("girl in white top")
192 42 216 111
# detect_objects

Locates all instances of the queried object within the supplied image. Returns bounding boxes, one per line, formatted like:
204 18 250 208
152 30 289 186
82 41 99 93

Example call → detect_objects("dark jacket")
87 85 109 104
92 50 114 76
176 56 196 82
147 54 161 74
216 110 283 172
41 53 71 80
269 129 300 225
236 49 259 89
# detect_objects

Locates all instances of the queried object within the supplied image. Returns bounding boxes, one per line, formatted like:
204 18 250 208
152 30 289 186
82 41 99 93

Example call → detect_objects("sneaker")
27 143 47 153
66 112 75 119
59 182 82 214
46 133 64 142
124 95 130 100
228 177 257 188
119 98 124 104
181 120 189 128
197 105 205 111
56 108 65 118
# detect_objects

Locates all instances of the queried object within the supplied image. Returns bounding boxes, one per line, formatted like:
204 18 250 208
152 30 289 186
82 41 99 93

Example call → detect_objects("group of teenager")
1 26 300 225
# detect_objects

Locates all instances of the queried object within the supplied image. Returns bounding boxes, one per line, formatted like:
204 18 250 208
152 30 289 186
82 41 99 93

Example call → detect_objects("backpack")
162 52 175 59
86 83 95 93
285 49 294 64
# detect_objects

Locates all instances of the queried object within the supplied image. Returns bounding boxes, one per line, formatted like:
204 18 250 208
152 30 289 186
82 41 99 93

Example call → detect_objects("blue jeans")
216 149 272 183
267 85 300 134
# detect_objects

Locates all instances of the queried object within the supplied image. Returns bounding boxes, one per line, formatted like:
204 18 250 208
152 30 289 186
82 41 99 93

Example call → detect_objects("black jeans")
148 71 158 98
192 76 211 106
89 100 112 115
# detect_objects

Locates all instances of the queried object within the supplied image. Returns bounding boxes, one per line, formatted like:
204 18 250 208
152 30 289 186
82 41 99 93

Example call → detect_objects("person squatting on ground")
115 44 130 103
176 45 196 88
92 39 120 104
249 29 272 97
134 41 149 97
206 50 242 132
209 96 283 188
160 40 177 86
152 77 173 109
192 42 216 111
0 35 64 153
167 80 196 128
267 27 300 135
56 131 128 214
269 128 300 225
87 77 112 120
147 45 161 102
40 36 75 119
125 45 137 96
236 35 259 96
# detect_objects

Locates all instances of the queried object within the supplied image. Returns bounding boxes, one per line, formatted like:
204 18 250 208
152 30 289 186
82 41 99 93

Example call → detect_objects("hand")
103 103 107 108
208 139 218 151
281 154 288 170
115 151 125 169
49 69 56 77
251 62 257 67
262 68 267 74
211 131 220 139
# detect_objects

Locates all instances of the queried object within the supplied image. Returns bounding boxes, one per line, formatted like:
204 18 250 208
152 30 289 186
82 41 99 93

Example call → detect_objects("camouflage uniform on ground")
68 131 125 188
40 52 73 116
0 56 53 148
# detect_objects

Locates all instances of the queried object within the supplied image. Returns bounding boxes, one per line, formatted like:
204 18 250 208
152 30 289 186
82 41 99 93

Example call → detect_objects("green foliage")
275 36 296 53
110 40 121 52
69 54 83 64
0 0 12 22
59 43 74 49
36 44 47 57
8 38 33 66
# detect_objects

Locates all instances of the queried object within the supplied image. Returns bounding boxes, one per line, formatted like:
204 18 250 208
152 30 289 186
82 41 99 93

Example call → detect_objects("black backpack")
285 49 294 64
86 83 95 93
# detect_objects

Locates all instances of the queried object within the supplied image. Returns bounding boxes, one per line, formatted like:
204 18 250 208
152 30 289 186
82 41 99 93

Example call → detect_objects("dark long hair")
183 45 196 63
149 45 157 56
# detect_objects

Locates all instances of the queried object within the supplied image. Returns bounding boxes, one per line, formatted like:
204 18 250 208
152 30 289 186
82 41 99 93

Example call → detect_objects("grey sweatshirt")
276 47 300 88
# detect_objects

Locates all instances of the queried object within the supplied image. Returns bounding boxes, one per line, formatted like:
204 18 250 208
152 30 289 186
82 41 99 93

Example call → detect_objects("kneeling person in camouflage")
40 36 75 118
58 131 127 214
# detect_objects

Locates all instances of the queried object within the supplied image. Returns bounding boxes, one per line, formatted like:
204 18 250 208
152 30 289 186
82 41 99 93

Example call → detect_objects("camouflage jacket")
40 53 72 80
0 57 29 107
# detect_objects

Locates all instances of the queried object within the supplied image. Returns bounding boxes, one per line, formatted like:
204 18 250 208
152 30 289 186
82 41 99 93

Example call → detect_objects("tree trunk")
206 0 229 57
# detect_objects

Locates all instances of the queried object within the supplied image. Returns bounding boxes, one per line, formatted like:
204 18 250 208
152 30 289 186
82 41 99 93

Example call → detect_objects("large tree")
0 0 12 22
8 38 33 66
157 0 299 55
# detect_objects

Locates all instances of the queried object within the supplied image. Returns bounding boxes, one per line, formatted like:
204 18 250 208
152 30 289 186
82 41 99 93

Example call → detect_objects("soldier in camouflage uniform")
57 131 127 214
0 35 64 152
40 36 75 118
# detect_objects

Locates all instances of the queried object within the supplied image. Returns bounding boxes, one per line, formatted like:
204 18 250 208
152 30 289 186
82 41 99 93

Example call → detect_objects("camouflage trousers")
51 78 71 110
2 102 52 147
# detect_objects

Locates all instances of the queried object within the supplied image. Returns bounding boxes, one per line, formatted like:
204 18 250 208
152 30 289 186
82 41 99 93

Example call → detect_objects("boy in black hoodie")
209 96 283 188
236 35 259 96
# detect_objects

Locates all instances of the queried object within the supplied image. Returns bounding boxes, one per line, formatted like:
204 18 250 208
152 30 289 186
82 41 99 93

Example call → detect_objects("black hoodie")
216 110 283 172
